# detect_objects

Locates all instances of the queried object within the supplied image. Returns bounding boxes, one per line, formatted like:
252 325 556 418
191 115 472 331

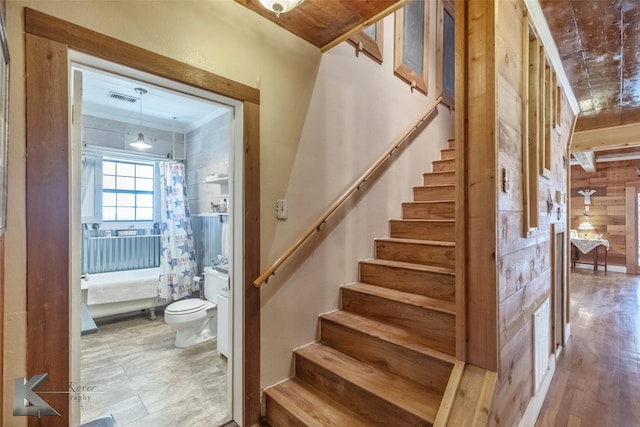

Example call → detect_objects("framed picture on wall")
0 14 9 235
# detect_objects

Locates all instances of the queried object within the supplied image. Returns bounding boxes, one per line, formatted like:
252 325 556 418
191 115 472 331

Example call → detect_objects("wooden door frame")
625 186 638 274
25 8 260 426
551 222 568 351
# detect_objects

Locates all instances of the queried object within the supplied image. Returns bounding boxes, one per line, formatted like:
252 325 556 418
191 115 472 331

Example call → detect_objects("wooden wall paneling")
26 32 70 426
570 159 640 268
493 318 533 427
498 241 549 303
463 0 498 371
454 0 466 361
496 0 524 92
497 119 524 214
24 8 261 425
625 187 636 273
499 269 551 346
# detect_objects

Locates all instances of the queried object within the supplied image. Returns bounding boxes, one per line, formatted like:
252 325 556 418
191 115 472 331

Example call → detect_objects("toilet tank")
203 267 228 301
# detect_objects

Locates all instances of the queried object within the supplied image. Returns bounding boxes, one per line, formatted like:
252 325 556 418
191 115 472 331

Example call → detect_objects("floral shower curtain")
158 161 199 302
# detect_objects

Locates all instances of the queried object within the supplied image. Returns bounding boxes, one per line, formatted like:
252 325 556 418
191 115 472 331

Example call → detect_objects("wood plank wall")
491 0 576 425
570 160 640 268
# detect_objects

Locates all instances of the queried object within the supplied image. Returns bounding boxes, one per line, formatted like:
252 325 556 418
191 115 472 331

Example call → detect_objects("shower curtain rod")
83 144 182 163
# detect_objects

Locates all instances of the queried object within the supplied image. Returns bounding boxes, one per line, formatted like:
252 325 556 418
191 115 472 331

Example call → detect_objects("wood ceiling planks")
541 0 640 132
234 0 400 48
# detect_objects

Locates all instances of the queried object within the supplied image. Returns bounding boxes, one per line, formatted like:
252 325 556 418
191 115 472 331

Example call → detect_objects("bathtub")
81 267 165 319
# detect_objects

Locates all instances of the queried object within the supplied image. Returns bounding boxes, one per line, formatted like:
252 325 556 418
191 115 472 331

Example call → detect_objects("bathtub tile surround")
81 313 228 426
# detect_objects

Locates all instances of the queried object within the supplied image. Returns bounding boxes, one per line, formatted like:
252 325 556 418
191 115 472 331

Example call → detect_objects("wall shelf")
203 175 228 184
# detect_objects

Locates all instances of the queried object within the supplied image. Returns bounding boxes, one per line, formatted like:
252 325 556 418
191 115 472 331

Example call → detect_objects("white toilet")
164 267 225 348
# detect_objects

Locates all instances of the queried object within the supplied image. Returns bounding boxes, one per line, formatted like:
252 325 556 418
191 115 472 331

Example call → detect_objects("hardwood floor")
80 312 228 426
535 269 640 426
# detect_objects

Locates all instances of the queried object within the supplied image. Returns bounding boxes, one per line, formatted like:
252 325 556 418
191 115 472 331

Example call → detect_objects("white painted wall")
259 8 454 388
4 0 454 422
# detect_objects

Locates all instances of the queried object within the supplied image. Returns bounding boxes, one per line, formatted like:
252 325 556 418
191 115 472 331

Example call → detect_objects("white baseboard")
518 355 556 427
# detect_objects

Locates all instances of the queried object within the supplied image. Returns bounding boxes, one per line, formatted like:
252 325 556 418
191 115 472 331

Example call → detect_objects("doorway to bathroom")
25 12 261 426
71 55 239 426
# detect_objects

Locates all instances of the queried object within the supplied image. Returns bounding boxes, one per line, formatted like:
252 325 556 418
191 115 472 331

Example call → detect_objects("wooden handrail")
254 96 443 287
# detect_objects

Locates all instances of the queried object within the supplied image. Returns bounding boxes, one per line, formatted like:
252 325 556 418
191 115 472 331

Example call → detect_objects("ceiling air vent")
108 91 138 103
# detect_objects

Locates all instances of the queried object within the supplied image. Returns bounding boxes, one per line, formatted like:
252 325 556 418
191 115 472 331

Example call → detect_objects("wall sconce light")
258 0 304 17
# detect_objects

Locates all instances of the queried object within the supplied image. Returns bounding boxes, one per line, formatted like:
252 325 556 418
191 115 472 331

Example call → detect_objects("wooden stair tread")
404 200 455 204
376 237 456 247
413 184 455 189
343 282 456 315
391 218 455 223
322 309 456 364
296 342 442 423
423 171 454 176
360 258 455 276
266 378 372 427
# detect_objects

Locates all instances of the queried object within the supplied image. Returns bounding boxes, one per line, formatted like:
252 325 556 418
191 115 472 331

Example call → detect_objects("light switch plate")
276 199 288 220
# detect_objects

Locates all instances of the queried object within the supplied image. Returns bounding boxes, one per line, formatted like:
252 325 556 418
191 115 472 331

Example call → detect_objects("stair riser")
295 354 433 426
423 172 455 186
440 148 455 160
359 261 455 301
265 395 307 427
375 241 455 269
403 202 455 220
413 185 455 201
321 319 452 391
448 139 455 149
432 160 455 172
340 290 456 354
389 220 455 242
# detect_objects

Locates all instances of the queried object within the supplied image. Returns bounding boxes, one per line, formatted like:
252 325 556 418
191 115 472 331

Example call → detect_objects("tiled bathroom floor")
80 312 228 427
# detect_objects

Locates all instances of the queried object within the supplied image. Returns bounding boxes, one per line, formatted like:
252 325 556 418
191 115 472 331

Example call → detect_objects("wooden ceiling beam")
572 122 640 152
572 151 596 173
320 0 408 52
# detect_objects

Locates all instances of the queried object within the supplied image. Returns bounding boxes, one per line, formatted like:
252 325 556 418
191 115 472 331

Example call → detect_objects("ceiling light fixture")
130 87 151 150
258 0 304 17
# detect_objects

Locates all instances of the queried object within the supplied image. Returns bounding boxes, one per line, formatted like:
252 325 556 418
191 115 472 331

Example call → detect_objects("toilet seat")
164 299 215 325
165 299 207 315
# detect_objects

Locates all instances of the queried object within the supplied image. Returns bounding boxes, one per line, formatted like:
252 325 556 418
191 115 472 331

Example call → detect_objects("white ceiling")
77 65 228 133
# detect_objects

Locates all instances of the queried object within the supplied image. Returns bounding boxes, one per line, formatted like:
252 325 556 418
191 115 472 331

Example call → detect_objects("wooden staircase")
264 139 464 426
